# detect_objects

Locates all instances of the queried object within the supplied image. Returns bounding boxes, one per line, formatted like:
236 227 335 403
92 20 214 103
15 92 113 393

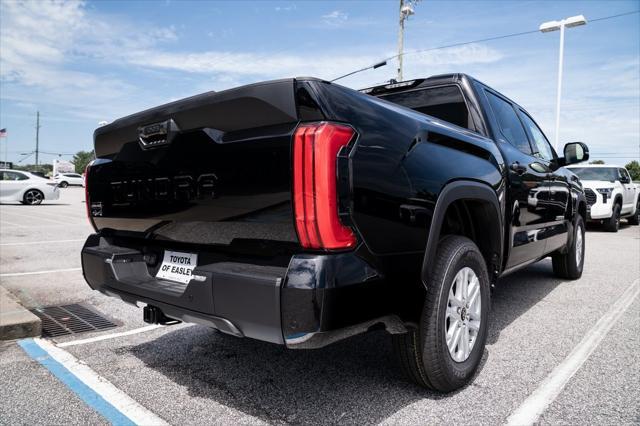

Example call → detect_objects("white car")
567 164 640 231
0 169 60 205
54 172 85 187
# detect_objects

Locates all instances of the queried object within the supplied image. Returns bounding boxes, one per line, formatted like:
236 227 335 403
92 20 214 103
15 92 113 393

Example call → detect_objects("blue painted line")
18 339 135 426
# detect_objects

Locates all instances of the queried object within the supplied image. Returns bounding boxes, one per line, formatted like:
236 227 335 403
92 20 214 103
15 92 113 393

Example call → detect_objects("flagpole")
3 134 7 167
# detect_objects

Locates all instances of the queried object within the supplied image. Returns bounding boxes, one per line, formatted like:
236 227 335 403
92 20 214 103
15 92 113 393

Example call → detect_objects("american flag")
0 128 6 138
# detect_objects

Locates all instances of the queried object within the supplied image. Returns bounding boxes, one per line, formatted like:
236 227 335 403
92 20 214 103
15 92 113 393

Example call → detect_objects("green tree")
72 150 95 173
589 160 605 165
15 163 53 175
625 160 640 181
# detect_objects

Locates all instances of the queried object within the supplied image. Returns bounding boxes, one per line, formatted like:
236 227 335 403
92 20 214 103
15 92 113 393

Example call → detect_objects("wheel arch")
22 187 45 201
613 193 623 206
578 200 587 221
421 180 503 290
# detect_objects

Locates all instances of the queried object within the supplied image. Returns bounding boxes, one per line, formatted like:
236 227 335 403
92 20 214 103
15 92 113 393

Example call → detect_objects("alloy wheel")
445 267 481 363
24 190 43 205
575 224 583 266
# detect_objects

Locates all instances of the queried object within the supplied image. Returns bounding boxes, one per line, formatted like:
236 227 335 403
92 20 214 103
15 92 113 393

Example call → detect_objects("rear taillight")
293 122 357 250
84 163 96 230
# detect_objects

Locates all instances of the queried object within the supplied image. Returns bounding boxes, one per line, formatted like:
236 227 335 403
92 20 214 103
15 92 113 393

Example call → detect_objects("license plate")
156 250 198 284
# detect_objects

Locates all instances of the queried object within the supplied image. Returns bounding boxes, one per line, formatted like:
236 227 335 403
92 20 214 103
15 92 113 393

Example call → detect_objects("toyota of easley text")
81 74 591 392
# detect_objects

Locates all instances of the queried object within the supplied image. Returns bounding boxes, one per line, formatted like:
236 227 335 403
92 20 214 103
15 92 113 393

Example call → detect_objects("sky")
0 0 638 166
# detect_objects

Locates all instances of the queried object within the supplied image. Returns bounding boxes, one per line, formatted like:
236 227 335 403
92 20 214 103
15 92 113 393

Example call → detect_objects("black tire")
392 235 490 392
22 189 44 205
59 181 69 188
628 201 640 225
603 203 621 232
552 214 585 279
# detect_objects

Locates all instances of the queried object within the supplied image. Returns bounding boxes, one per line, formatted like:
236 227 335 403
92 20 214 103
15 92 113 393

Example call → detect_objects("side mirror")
619 175 630 184
563 142 589 165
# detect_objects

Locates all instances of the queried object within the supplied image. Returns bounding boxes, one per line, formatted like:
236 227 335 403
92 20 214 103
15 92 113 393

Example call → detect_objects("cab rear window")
379 85 473 131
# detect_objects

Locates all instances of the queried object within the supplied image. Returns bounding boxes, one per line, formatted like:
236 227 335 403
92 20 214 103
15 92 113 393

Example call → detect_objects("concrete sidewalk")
0 285 41 340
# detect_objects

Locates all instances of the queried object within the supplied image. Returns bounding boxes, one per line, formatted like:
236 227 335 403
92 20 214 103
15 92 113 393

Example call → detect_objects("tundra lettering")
109 173 217 205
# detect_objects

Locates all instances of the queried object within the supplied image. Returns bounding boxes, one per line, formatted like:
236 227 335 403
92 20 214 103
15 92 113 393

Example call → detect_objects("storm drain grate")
30 304 118 337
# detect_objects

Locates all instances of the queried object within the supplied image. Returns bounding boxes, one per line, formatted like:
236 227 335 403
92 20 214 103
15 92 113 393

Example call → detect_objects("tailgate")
88 79 302 249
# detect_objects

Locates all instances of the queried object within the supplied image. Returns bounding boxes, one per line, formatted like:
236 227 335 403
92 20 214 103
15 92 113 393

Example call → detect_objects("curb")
0 286 41 340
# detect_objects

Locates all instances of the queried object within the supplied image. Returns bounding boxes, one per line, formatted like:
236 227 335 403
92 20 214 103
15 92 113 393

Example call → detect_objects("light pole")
539 14 587 151
397 0 417 82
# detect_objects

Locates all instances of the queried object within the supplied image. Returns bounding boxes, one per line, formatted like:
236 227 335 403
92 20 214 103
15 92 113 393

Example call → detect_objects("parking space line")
0 211 71 225
0 219 25 227
0 239 85 246
18 338 167 425
0 267 82 277
0 222 88 228
57 325 165 347
16 209 86 222
506 278 640 426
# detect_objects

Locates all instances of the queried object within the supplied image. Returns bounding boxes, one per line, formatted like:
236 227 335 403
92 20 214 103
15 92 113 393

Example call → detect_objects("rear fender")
421 180 503 289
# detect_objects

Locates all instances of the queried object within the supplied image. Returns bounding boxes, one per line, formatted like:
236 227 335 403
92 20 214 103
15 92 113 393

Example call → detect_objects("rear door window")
379 85 474 131
485 91 532 155
2 171 28 181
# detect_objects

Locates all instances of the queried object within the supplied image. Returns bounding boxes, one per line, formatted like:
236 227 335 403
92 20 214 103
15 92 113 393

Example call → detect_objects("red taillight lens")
293 122 356 250
84 163 96 230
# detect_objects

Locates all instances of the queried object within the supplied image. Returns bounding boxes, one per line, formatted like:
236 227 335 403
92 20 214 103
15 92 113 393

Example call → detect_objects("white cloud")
321 10 349 27
408 44 504 66
121 44 504 83
0 0 177 119
275 4 296 12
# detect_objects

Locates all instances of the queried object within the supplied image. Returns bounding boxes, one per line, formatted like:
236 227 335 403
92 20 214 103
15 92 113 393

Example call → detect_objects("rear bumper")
81 234 403 348
46 187 60 200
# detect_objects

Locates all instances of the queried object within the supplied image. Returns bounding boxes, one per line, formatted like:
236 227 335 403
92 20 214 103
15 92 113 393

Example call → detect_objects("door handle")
510 161 527 175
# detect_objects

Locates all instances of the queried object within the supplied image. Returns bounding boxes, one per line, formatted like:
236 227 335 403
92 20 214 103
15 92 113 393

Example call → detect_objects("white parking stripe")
19 208 86 221
0 211 71 225
57 325 165 347
0 219 25 227
0 223 88 228
20 338 168 425
506 278 640 426
0 239 85 246
0 267 82 277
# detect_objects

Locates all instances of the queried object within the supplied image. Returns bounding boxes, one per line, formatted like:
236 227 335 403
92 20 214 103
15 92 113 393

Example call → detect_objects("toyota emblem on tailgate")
138 119 180 149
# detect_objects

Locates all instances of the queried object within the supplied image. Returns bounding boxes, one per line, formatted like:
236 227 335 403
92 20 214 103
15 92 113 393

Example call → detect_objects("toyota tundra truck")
82 74 589 392
566 164 640 231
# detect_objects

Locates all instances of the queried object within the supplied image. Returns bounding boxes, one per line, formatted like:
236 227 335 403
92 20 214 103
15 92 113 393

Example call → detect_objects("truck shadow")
125 259 564 424
487 259 562 345
585 221 633 233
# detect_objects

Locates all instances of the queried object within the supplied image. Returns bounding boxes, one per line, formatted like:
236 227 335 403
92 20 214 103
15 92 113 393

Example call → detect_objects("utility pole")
35 111 40 166
397 0 417 82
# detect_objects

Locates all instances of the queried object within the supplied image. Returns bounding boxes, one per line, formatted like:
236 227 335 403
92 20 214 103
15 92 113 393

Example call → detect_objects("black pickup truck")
82 74 589 391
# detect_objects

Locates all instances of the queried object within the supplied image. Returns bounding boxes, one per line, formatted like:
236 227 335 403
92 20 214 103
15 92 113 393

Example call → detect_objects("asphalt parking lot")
1 187 638 425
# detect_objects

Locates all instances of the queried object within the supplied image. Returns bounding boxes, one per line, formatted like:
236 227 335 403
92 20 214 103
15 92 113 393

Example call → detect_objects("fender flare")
613 193 623 206
420 180 503 289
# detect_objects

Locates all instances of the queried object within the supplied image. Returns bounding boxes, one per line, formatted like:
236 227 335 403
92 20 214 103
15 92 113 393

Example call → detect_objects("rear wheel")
603 203 621 232
22 189 44 205
392 235 490 392
552 214 585 279
59 181 68 188
628 201 640 225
